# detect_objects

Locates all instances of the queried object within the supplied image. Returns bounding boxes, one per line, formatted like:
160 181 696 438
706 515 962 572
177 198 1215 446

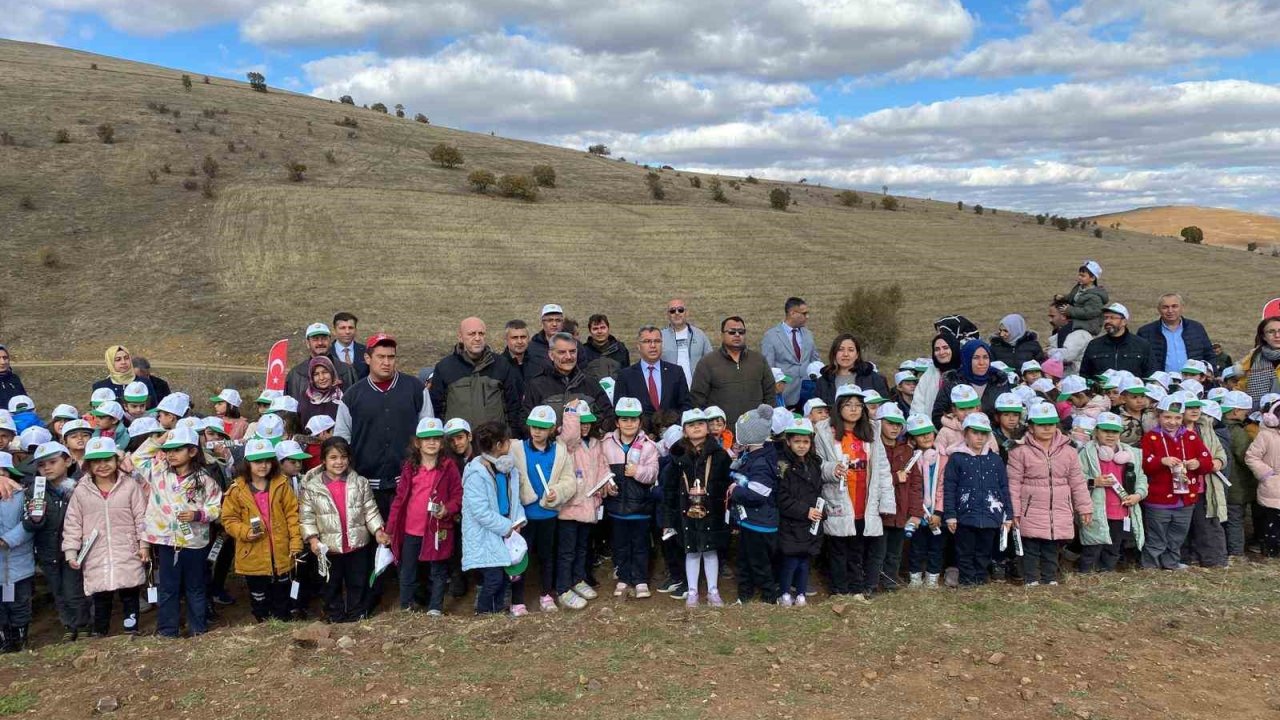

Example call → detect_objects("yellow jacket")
221 475 303 577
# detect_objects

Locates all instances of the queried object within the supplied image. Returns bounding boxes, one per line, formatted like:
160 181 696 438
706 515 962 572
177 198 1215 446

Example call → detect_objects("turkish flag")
265 339 289 392
1264 298 1280 319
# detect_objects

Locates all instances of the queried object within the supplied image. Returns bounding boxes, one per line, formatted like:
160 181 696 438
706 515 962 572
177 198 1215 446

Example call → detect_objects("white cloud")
0 6 65 43
35 0 256 36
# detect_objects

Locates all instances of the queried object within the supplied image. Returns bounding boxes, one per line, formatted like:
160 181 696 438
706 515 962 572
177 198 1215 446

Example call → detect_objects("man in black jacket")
429 317 522 432
1080 303 1155 379
523 332 614 427
579 313 631 382
527 304 584 377
614 326 691 422
286 322 359 400
1135 293 1216 375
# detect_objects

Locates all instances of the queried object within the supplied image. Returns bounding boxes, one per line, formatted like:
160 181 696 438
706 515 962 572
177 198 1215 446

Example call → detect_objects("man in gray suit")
761 297 819 409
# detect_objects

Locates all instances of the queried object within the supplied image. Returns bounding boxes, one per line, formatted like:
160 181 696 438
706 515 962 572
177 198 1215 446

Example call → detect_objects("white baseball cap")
268 395 299 414
1145 384 1168 403
123 382 149 404
1119 378 1147 396
305 415 336 435
199 416 228 435
305 322 332 338
209 389 243 408
771 409 796 436
1031 378 1056 394
1057 375 1089 400
82 436 118 460
243 437 278 462
599 376 616 403
160 426 200 449
995 393 1024 414
89 388 115 407
415 417 445 438
1146 371 1173 388
1201 400 1223 421
1020 360 1042 374
835 384 864 401
1027 402 1060 426
875 403 905 425
1012 385 1038 406
1221 390 1254 412
19 426 52 449
444 418 472 436
275 439 311 461
33 441 70 463
59 419 93 438
806 361 825 379
127 416 163 437
905 414 936 436
1155 394 1184 413
1102 303 1129 320
1095 412 1123 432
540 304 564 317
771 367 790 385
704 406 726 421
962 412 992 433
614 397 643 418
1206 387 1228 403
894 370 917 386
949 384 980 409
1082 259 1102 279
6 395 34 413
156 392 190 418
1072 415 1097 432
1179 378 1204 398
680 408 708 426
802 398 828 416
51 404 80 421
92 400 124 421
782 416 815 436
255 413 285 440
527 405 558 428
256 389 283 404
1181 359 1208 376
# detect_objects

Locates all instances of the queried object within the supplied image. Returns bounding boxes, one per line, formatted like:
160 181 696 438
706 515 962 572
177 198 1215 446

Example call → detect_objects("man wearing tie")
332 312 369 379
762 297 819 410
615 326 692 422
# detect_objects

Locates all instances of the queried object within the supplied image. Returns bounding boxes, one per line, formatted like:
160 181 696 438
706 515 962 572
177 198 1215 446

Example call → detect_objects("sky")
7 0 1280 216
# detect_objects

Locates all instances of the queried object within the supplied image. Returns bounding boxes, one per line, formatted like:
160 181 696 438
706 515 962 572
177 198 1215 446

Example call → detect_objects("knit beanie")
735 405 775 446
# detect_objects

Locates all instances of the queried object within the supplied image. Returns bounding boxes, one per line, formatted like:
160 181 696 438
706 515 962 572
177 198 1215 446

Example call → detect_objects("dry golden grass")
3 38 1279 376
1092 205 1280 249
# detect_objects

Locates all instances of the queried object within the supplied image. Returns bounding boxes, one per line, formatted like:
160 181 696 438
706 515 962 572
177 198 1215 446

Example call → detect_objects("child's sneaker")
908 572 923 588
1024 581 1040 587
925 573 940 588
572 582 598 600
634 583 652 599
779 593 794 607
794 594 807 607
852 593 871 604
943 567 959 588
558 591 587 610
1047 580 1059 586
510 604 529 617
426 609 443 617
539 595 559 612
685 592 699 608
707 591 724 608
613 582 629 597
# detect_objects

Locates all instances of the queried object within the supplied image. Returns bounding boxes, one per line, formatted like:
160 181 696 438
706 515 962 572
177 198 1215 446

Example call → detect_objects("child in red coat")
386 418 463 614
1140 395 1212 570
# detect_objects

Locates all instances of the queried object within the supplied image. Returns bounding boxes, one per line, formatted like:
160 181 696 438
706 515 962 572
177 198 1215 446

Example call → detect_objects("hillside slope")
3 39 1279 371
1091 206 1280 249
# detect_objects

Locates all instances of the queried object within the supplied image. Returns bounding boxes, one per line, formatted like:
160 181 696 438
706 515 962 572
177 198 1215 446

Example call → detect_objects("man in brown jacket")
690 316 776 424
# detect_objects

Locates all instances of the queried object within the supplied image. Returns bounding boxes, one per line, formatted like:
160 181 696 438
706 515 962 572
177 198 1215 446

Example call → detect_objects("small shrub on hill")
588 144 610 156
181 74 192 91
54 129 70 143
415 114 429 124
497 174 538 201
0 131 13 146
324 149 336 164
286 162 306 182
1094 228 1103 239
709 178 727 203
689 176 701 188
1181 226 1204 244
335 117 359 128
201 154 219 179
769 187 790 210
957 201 964 211
371 103 388 114
38 246 60 268
1247 241 1259 252
531 164 556 188
201 178 216 198
429 143 464 168
96 124 114 144
19 196 34 210
227 140 236 153
880 196 899 211
247 72 267 92
974 204 984 215
182 179 199 191
646 172 665 200
147 169 159 184
833 284 904 356
395 104 405 118
1053 217 1070 231
745 175 759 184
468 169 496 192
340 95 355 105
1036 214 1047 225
836 190 861 207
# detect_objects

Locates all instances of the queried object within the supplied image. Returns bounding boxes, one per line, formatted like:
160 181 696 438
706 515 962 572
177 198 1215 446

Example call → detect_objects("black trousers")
246 574 293 621
1078 519 1126 573
1021 538 1063 584
880 527 906 589
1183 494 1228 568
1261 507 1280 557
955 525 997 586
323 550 371 623
828 521 882 594
0 577 33 626
42 560 90 631
512 517 557 602
555 520 592 595
611 518 650 587
92 586 140 636
736 529 778 603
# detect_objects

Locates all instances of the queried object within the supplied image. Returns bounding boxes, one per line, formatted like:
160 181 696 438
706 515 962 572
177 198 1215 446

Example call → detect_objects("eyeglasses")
667 307 686 314
724 329 746 336
1265 329 1280 337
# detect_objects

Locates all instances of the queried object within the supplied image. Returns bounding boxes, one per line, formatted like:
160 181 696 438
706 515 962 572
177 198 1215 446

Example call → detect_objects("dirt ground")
2 554 1279 720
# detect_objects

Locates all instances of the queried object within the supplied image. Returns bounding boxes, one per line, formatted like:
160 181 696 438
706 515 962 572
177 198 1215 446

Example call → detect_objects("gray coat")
661 324 713 385
761 322 819 407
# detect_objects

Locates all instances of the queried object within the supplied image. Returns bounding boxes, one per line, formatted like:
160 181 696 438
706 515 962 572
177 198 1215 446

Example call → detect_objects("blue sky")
7 0 1280 216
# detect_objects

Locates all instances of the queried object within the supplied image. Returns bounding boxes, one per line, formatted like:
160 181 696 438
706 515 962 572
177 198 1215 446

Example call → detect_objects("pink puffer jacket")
62 473 148 594
545 410 609 524
1007 430 1091 541
1246 425 1280 510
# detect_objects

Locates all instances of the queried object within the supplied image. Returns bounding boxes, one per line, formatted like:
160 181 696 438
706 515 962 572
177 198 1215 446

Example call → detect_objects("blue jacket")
729 443 780 532
11 410 43 435
943 449 1012 529
1136 318 1216 374
460 457 525 572
0 491 35 586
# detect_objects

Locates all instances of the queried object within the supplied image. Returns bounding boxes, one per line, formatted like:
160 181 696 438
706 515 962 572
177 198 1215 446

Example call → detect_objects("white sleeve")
420 388 435 420
334 401 353 441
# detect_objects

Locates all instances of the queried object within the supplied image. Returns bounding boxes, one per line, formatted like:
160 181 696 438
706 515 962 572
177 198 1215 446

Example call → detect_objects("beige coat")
299 467 384 552
1245 424 1280 510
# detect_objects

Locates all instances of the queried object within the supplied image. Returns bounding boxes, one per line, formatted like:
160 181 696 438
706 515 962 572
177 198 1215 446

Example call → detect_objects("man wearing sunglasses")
690 316 776 424
660 298 712 386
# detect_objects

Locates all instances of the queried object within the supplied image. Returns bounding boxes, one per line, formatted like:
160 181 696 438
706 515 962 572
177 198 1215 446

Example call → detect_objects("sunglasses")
724 329 746 336
667 307 686 314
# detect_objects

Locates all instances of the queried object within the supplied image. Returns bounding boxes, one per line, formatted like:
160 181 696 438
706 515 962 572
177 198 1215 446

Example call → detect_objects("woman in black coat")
988 313 1045 369
931 338 1011 428
816 334 889 405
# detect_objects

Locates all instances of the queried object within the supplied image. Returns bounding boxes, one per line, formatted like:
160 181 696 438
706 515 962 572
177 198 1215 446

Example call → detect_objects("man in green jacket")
690 317 776 425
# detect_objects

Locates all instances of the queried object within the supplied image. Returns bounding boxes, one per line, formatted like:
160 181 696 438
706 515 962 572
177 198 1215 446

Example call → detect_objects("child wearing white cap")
547 403 609 608
1077 413 1147 573
90 401 129 450
23 442 91 641
902 416 944 587
661 408 732 608
121 382 150 421
130 427 224 637
943 414 1013 587
774 418 822 607
704 407 735 459
602 398 660 599
62 437 149 637
1182 396 1230 568
1139 396 1213 569
1053 260 1109 335
506 405 577 614
209 389 248 440
6 395 43 436
1220 391 1258 557
875 404 913 591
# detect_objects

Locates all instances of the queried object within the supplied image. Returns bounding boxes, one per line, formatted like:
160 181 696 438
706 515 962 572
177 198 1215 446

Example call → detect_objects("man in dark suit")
332 311 369 379
615 325 692 422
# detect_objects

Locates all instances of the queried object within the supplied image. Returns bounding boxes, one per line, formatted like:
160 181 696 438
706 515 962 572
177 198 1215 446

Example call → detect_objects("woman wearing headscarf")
298 356 344 427
1241 316 1280 409
911 334 960 419
815 334 889 406
91 345 156 407
989 314 1045 370
931 339 1011 429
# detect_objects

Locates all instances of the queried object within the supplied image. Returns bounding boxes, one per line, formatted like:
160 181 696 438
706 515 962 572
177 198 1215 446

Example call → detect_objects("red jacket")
386 456 463 563
884 438 915 528
1141 428 1212 506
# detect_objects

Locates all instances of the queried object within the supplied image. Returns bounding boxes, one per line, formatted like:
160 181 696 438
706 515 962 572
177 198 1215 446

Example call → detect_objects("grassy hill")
1090 205 1280 250
3 39 1280 385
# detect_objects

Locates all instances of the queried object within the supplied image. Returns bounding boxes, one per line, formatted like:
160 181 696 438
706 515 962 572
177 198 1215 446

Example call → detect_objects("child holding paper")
0 452 34 651
1077 413 1146 572
774 418 823 607
22 442 90 641
386 418 462 615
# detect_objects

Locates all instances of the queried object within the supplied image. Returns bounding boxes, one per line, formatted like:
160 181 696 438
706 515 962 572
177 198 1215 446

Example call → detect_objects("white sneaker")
634 583 652 599
908 573 923 588
572 582 598 600
779 593 794 607
539 595 559 612
925 573 939 588
1025 581 1040 587
852 593 871 604
558 591 587 610
426 609 443 617
794 594 807 607
614 582 629 597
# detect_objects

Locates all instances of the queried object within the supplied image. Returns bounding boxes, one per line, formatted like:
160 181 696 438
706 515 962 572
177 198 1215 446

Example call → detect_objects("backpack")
445 373 506 427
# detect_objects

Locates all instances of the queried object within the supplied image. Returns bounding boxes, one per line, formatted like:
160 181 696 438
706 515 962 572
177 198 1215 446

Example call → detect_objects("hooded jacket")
1225 417 1258 505
728 442 780 532
1006 430 1091 540
460 456 525 571
773 442 824 555
545 410 608 524
221 474 303 576
298 466 384 553
0 491 34 587
61 473 148 594
22 476 77 567
1061 283 1110 335
1245 424 1280 510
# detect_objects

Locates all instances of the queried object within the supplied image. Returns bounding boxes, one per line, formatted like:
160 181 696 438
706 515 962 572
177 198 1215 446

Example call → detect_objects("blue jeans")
779 554 811 595
154 544 209 637
399 534 449 612
474 567 509 615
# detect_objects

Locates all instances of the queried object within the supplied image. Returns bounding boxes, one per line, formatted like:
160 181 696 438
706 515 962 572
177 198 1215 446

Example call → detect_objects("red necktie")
792 328 802 361
647 365 660 410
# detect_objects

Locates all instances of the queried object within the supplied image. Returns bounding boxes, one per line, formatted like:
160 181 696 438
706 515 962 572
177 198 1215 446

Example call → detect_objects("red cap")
366 333 397 350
